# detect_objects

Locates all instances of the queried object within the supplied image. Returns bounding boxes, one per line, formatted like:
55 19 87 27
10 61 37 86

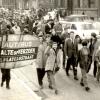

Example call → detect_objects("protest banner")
0 34 40 69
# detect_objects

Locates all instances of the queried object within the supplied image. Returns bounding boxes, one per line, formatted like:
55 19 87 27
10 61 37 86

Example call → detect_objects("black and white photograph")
0 0 100 100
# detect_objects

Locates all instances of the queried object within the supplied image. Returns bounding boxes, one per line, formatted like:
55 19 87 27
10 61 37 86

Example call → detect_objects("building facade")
37 0 55 9
53 0 100 17
0 0 100 17
0 0 37 10
17 0 36 9
1 0 17 9
73 0 100 18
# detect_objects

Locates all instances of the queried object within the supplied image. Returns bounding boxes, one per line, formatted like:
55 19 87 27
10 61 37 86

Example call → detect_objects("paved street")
0 0 100 100
0 39 100 100
0 65 42 100
0 61 100 100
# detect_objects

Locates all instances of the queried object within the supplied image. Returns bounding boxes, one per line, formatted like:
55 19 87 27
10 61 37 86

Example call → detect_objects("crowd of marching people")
0 7 100 95
34 12 100 94
35 17 100 94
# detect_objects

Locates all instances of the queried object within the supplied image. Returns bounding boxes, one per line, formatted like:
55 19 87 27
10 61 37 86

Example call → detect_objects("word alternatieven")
1 48 36 56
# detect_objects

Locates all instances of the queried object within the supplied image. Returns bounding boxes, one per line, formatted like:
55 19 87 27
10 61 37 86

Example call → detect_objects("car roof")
64 21 92 24
68 14 88 17
63 15 89 22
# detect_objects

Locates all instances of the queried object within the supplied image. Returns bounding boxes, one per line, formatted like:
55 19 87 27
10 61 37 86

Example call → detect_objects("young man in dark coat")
0 25 12 89
64 32 78 80
1 69 11 89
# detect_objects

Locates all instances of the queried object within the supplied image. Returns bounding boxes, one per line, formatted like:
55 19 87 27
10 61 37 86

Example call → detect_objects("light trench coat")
36 43 47 68
45 46 63 71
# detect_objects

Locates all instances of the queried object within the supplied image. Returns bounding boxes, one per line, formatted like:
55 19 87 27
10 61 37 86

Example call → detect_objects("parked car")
93 21 100 32
59 14 89 22
63 22 100 39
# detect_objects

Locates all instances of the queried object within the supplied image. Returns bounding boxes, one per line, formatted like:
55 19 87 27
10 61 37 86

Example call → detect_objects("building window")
88 0 95 8
58 0 61 7
83 0 88 8
77 0 80 8
50 0 53 3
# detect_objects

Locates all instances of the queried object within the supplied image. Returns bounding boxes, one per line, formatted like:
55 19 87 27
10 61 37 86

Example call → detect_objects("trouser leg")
97 67 100 81
41 68 45 82
80 78 83 84
73 66 77 78
5 69 11 88
63 49 65 68
72 57 78 78
93 61 97 77
37 68 45 86
1 69 6 83
66 58 71 75
81 68 88 88
47 71 57 90
87 56 92 73
47 71 52 87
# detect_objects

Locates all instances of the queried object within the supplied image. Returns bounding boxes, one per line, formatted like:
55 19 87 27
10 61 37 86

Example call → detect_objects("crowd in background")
0 7 100 95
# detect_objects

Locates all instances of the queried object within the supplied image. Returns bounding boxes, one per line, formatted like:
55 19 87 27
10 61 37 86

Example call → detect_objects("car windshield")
81 24 95 30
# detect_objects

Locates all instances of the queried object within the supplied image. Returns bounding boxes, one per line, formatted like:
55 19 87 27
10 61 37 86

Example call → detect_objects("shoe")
55 90 58 95
1 82 3 87
6 85 10 89
74 77 78 80
85 87 90 91
49 85 53 89
80 82 84 87
94 75 96 78
69 67 73 70
39 85 43 89
97 80 99 82
86 70 89 73
97 78 99 82
66 72 70 76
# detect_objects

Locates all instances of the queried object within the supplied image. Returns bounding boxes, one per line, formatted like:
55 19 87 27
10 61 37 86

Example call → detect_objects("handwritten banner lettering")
0 35 40 69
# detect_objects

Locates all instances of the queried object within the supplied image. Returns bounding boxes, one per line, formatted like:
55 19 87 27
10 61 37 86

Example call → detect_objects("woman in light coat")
45 41 61 94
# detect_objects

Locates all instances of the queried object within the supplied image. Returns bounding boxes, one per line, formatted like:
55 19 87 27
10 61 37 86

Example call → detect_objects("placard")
0 35 40 69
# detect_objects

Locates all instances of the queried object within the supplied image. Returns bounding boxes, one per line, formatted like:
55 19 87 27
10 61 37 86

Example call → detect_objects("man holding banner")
0 27 11 89
1 68 11 89
36 33 47 89
0 26 40 89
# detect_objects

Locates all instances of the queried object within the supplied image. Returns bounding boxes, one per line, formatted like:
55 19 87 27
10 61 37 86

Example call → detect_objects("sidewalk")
0 67 42 100
0 61 100 100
